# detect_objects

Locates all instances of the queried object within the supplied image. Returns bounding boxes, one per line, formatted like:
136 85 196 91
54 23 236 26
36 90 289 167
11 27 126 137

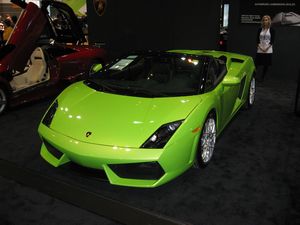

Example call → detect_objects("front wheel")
0 86 8 115
194 114 217 168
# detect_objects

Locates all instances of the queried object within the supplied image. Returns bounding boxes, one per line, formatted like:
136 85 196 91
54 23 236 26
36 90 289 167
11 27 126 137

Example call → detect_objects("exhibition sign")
240 0 300 26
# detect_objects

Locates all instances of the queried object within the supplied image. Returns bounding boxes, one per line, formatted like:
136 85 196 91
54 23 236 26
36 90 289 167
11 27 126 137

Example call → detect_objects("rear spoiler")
11 0 27 9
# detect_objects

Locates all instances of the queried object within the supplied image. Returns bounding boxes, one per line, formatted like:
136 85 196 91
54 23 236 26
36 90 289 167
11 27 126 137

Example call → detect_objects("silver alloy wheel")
249 77 255 105
0 88 7 114
201 117 216 163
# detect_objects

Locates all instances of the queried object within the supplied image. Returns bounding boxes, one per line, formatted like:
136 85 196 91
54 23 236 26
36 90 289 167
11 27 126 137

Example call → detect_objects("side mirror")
223 76 241 86
89 63 103 75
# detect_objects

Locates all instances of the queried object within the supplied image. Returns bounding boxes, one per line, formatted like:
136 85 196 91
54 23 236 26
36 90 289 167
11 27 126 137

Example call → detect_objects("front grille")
44 139 63 159
109 162 165 180
61 162 108 181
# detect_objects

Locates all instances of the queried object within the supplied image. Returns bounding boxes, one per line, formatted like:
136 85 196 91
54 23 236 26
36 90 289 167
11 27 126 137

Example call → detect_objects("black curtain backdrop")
87 0 220 58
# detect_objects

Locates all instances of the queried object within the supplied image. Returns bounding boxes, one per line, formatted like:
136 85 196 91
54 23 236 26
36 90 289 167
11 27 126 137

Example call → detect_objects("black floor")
0 177 119 225
0 77 300 225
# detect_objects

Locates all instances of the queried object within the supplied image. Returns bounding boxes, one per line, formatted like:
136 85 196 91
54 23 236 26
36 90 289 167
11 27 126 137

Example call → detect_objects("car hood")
50 82 201 148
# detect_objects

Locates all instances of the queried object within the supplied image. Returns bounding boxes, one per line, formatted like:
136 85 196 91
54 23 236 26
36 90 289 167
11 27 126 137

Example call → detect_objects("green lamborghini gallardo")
38 50 256 188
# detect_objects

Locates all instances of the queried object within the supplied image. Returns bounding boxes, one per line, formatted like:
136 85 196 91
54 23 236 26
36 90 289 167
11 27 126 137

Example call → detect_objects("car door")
217 59 241 124
55 46 90 80
204 57 238 126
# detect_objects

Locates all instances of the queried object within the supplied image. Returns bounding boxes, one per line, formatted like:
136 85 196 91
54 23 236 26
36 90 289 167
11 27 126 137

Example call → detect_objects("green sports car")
38 50 256 188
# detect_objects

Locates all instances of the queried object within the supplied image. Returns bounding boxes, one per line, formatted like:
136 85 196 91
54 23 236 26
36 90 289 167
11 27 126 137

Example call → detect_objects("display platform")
0 80 300 225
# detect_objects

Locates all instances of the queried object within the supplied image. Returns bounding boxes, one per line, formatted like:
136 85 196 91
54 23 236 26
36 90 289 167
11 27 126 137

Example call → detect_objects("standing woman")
255 15 275 81
2 19 13 43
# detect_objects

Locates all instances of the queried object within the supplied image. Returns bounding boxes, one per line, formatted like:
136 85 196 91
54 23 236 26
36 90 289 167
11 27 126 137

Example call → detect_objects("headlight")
42 100 58 127
141 120 183 149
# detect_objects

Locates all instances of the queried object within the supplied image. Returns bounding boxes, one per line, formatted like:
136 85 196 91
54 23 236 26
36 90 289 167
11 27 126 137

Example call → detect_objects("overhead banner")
240 0 300 26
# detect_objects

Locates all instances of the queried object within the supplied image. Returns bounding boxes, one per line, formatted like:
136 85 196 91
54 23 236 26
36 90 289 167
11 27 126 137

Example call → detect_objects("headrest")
31 47 44 61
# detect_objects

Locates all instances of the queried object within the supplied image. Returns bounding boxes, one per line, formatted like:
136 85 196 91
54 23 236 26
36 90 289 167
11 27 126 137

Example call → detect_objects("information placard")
240 0 300 26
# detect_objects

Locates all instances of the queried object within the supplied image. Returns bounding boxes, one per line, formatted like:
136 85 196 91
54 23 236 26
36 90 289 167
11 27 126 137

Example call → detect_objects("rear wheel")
194 113 216 168
0 85 8 115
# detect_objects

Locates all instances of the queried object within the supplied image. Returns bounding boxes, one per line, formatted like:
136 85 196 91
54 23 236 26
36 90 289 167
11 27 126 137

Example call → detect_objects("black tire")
0 85 8 115
244 76 255 109
194 113 217 168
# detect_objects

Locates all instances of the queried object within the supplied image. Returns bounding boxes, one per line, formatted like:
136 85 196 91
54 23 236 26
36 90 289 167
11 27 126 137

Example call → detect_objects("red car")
0 0 107 115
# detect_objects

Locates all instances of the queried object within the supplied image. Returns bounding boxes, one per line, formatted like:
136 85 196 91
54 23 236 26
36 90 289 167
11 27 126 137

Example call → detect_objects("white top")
257 28 273 54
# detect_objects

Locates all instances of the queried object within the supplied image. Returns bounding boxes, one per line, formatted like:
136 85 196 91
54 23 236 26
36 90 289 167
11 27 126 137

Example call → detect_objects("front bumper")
38 124 192 188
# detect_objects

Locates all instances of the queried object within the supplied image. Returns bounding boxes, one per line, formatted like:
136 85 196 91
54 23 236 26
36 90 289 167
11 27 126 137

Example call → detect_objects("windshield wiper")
85 80 168 97
102 83 168 97
130 87 168 97
84 79 116 93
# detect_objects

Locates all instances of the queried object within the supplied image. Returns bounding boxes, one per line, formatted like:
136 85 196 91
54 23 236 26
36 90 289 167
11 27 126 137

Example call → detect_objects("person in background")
12 15 18 27
3 19 13 43
5 14 13 24
255 15 275 81
0 15 3 45
0 22 4 45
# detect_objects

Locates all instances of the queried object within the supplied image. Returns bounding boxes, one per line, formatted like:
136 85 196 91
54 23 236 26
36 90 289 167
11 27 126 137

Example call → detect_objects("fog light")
109 162 165 180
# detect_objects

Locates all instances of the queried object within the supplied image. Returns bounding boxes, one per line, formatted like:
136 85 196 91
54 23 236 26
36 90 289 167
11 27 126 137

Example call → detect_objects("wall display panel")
240 0 300 26
87 0 220 57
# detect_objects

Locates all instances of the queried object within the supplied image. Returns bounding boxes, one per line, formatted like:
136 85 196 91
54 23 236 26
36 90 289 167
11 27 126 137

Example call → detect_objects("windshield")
85 52 205 97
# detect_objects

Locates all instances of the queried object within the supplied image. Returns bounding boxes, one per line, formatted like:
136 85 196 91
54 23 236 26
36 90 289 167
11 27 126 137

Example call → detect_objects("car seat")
26 47 47 84
10 47 49 91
